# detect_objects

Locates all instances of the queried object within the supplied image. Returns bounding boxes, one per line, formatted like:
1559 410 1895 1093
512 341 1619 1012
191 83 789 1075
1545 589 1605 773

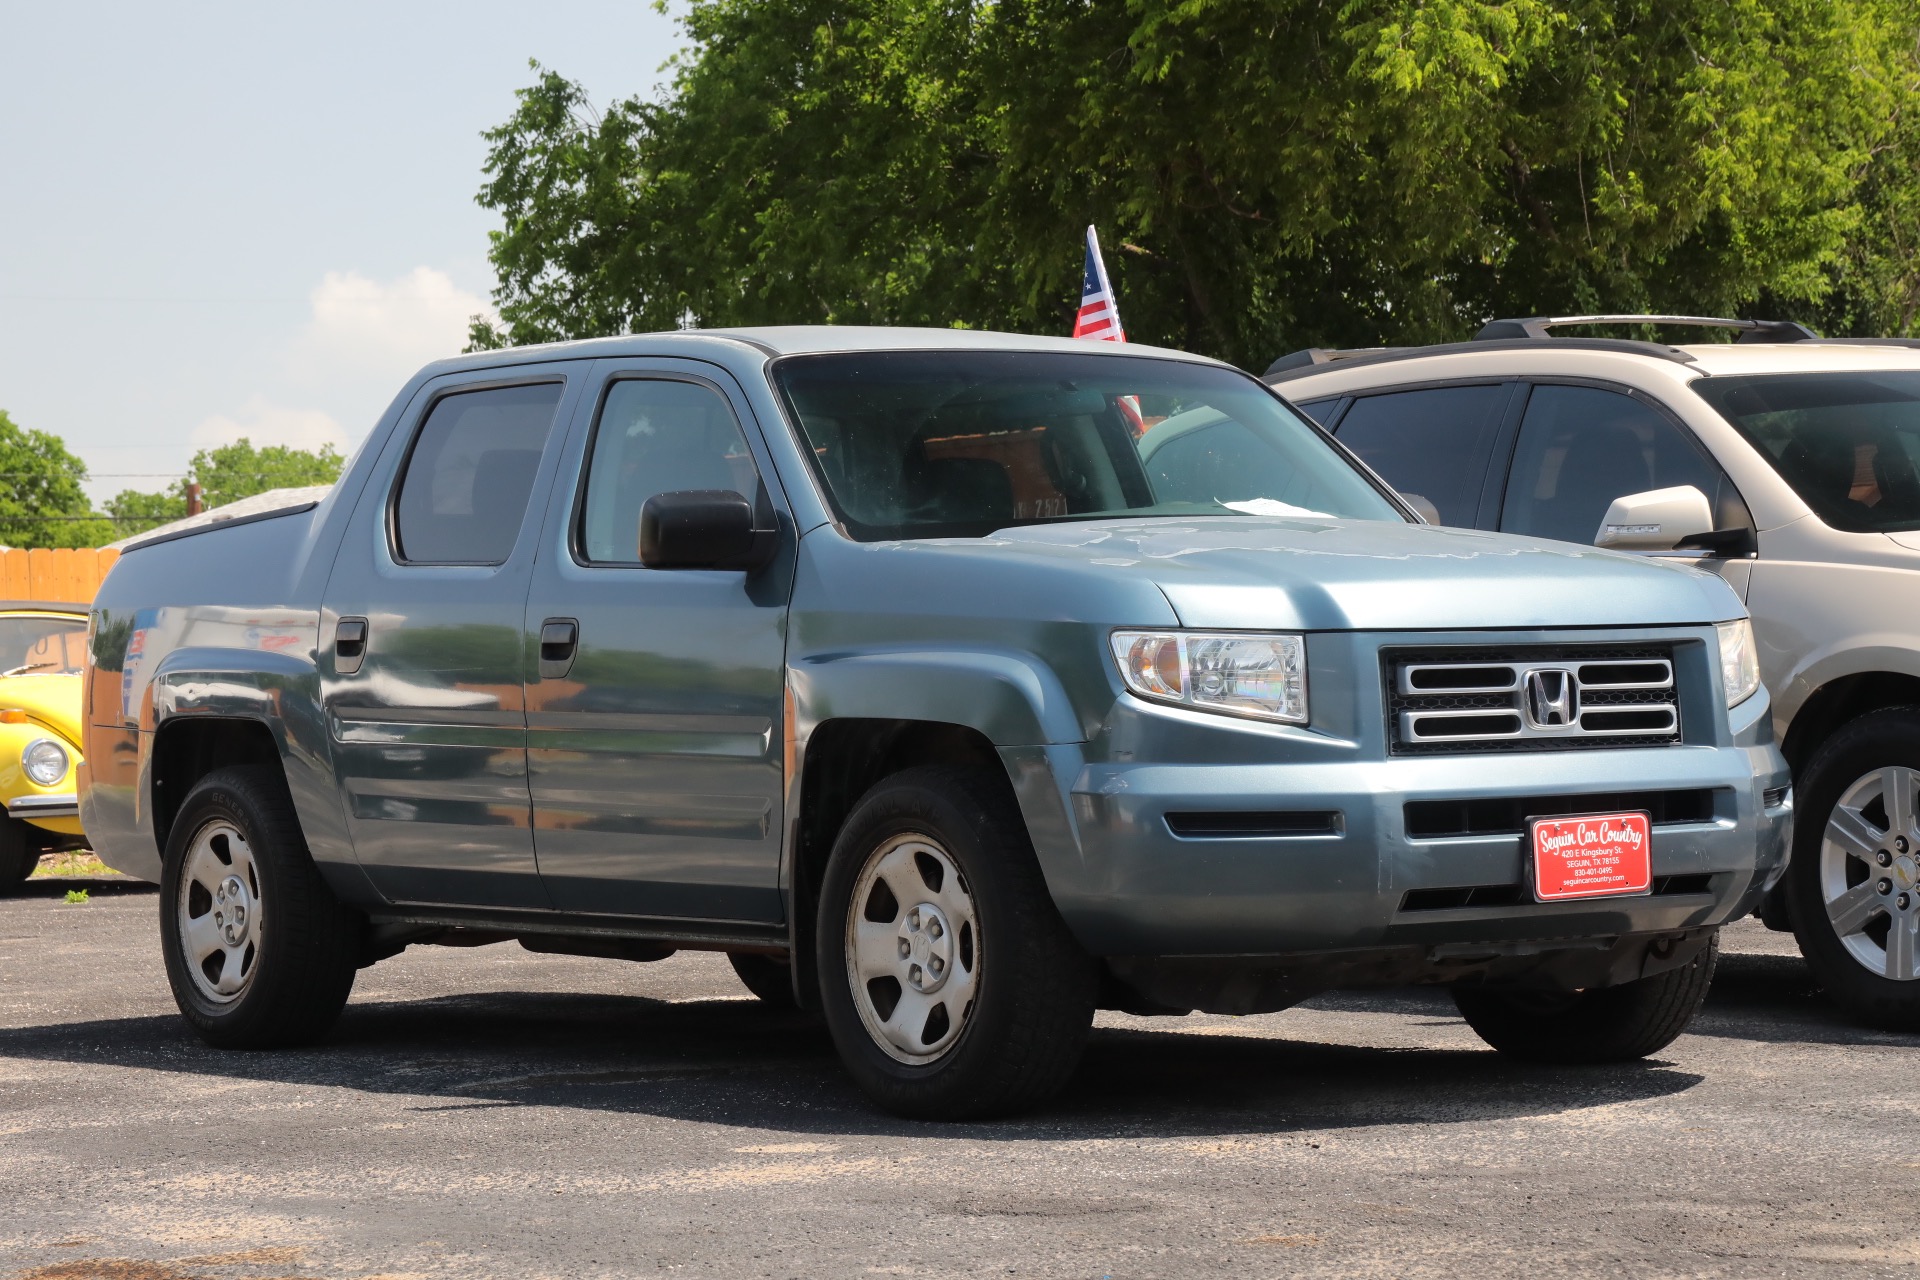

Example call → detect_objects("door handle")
539 618 579 679
335 617 368 675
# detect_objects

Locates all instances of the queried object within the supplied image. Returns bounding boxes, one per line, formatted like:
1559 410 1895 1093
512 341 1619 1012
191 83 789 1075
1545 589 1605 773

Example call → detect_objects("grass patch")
64 888 89 904
30 850 111 878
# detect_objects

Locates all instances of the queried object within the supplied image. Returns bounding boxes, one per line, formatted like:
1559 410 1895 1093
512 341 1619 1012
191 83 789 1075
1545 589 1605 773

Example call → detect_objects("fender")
1775 637 1920 739
788 647 1086 748
143 646 368 901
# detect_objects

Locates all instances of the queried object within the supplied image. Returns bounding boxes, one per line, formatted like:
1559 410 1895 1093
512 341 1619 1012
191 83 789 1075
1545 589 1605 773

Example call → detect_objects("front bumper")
1045 734 1790 958
9 793 78 821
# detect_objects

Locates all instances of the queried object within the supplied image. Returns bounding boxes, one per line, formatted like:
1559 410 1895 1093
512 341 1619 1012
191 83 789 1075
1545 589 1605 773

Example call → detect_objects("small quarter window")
393 383 563 566
579 379 760 564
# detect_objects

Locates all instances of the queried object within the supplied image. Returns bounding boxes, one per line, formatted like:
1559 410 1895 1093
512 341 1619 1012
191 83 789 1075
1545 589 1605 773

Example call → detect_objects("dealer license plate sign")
1528 812 1653 902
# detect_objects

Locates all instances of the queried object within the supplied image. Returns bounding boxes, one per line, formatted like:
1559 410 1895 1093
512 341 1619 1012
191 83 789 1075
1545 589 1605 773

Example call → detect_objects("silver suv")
1272 316 1920 1029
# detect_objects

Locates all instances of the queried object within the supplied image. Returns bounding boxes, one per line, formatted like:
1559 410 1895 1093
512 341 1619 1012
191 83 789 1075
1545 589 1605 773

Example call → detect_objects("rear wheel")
816 765 1096 1120
159 766 362 1048
1454 933 1717 1062
1785 710 1920 1030
0 817 37 893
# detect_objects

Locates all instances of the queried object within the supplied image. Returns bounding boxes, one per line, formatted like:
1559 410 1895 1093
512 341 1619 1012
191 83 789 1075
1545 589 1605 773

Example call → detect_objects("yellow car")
0 602 89 891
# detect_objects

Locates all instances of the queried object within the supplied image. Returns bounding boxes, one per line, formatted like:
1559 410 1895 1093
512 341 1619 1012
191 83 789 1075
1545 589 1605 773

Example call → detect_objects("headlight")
1715 618 1761 708
1111 630 1308 724
21 738 69 786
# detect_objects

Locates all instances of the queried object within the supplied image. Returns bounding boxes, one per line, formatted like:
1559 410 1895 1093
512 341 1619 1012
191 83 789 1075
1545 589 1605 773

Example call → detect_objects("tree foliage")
0 410 115 549
103 439 345 539
475 0 1920 368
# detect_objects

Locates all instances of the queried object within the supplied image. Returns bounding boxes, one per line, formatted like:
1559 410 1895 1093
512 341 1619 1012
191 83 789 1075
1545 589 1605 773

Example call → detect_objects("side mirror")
1399 492 1442 525
639 490 775 570
1593 486 1714 551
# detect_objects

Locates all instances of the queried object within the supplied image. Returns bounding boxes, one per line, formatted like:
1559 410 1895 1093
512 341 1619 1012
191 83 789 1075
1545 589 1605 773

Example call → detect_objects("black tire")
1785 708 1920 1031
729 953 798 1008
816 765 1096 1120
0 816 37 893
159 766 362 1048
1454 932 1718 1063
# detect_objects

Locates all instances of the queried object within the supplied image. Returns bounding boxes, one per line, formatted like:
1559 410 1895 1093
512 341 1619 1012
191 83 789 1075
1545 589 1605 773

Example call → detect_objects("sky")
0 1 684 504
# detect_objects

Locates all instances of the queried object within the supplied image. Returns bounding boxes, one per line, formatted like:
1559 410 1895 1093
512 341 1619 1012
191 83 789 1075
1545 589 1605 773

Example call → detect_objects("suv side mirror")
1399 492 1442 525
1593 486 1714 551
640 490 776 571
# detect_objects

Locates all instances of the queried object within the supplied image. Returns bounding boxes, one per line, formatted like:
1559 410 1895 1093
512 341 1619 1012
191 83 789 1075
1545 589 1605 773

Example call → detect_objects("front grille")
1404 788 1720 839
1386 644 1682 754
1399 873 1717 913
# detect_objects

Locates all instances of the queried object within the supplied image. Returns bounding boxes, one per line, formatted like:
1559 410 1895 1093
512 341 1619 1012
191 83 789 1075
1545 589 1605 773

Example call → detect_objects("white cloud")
190 395 349 453
286 266 493 389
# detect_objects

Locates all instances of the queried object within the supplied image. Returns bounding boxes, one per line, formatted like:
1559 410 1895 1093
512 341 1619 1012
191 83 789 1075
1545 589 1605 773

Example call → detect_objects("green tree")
103 438 345 538
474 0 1920 368
0 410 115 549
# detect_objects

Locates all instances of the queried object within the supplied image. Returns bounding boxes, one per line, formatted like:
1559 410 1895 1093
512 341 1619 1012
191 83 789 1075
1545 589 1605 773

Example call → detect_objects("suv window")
1333 385 1507 527
1500 385 1739 545
1295 396 1342 426
1694 371 1920 534
393 383 564 565
772 351 1402 541
579 379 760 564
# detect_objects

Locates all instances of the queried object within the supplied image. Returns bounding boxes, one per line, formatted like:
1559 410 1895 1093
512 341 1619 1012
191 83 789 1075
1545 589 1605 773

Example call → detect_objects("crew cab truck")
82 328 1790 1119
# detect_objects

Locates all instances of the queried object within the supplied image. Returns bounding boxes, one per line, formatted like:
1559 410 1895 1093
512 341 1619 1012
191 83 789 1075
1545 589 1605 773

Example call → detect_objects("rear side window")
1333 385 1507 526
1500 385 1741 545
578 379 760 565
393 382 564 565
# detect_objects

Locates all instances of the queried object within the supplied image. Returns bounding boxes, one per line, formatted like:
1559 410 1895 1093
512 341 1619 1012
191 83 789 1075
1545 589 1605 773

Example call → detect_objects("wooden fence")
0 548 120 604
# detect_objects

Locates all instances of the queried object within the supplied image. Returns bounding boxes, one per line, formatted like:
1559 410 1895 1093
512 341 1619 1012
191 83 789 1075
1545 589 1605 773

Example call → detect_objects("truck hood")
968 517 1742 631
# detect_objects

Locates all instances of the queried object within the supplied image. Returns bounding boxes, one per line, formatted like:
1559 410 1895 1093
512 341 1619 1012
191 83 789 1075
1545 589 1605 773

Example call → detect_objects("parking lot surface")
3 875 1917 1280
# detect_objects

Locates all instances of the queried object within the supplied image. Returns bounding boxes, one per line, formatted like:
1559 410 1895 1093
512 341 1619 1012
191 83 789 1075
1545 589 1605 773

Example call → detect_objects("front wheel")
816 766 1096 1120
1454 933 1717 1063
1785 709 1920 1030
159 767 362 1048
0 817 37 893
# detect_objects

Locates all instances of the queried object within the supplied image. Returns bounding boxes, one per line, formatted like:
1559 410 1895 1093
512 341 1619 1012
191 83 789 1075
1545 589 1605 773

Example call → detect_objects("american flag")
1072 225 1125 342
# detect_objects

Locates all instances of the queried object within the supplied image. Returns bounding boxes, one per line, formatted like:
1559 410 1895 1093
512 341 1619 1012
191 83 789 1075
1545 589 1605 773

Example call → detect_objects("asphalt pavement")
2 875 1916 1280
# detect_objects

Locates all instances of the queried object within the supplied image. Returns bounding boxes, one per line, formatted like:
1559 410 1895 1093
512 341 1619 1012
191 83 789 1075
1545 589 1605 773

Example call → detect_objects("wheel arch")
1782 671 1920 772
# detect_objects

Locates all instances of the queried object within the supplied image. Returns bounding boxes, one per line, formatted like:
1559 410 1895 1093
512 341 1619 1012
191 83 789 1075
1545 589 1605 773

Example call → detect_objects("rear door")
1328 383 1516 528
321 366 583 908
521 358 794 922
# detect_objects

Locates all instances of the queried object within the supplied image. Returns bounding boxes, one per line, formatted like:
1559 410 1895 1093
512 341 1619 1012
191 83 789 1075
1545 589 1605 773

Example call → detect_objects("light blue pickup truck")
81 328 1790 1118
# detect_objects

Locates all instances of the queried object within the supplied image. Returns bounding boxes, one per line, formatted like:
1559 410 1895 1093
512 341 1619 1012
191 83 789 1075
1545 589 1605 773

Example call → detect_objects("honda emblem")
1524 668 1578 729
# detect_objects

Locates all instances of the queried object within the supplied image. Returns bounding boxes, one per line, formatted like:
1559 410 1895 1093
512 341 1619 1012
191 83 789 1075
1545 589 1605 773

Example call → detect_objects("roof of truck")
433 325 1224 371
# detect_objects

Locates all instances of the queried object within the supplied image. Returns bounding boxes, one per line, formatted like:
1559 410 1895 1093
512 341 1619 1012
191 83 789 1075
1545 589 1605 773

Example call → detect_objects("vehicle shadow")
9 875 154 899
0 979 1705 1141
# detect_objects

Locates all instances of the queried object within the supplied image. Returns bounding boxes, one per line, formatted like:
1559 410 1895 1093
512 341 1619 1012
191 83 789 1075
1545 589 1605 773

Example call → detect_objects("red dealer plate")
1529 811 1653 902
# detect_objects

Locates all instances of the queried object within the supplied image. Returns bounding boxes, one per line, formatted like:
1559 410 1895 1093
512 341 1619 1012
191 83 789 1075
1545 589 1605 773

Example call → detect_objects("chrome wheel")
844 832 979 1064
1820 766 1920 981
177 819 262 1004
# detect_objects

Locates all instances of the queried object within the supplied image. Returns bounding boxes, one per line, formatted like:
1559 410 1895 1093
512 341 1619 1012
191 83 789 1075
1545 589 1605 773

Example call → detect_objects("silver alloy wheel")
177 819 263 1004
844 832 979 1064
1821 766 1920 981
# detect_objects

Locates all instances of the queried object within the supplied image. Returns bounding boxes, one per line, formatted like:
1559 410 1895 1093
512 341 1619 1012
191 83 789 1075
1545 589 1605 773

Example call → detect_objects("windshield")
771 350 1403 540
1695 372 1920 534
0 615 85 676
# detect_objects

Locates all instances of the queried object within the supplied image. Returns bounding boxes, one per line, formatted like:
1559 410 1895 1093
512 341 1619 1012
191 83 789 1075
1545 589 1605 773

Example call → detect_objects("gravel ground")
2 876 1916 1280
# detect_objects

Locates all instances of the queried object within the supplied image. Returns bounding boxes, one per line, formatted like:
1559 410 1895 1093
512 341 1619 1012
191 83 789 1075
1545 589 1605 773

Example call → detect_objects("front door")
322 370 578 908
523 360 792 921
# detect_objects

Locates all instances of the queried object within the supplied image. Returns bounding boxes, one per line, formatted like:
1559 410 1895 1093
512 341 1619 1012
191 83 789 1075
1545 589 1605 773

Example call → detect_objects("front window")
771 350 1403 540
1695 372 1920 534
0 616 86 676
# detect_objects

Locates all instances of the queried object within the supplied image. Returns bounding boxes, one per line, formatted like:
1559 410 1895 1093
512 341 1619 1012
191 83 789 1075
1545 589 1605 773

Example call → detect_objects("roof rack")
1263 335 1697 381
1473 315 1820 343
